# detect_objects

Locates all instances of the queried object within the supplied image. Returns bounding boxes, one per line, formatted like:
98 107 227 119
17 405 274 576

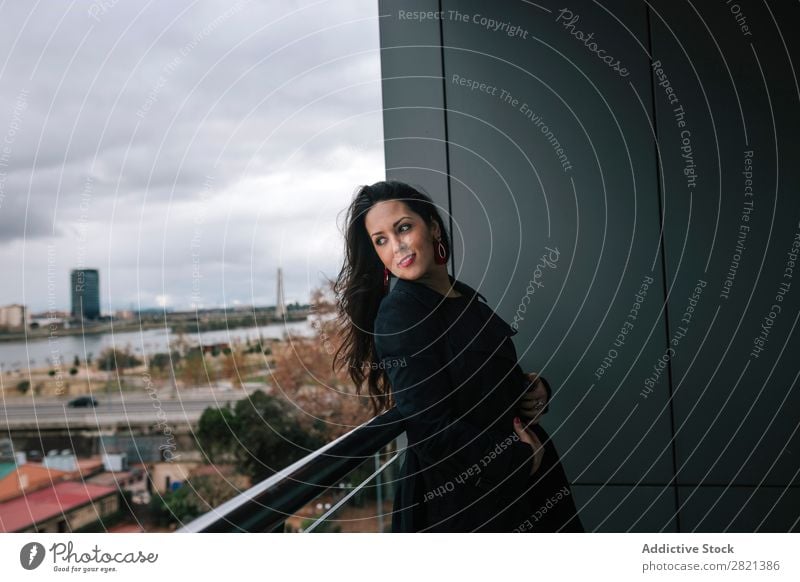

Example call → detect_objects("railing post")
374 451 383 533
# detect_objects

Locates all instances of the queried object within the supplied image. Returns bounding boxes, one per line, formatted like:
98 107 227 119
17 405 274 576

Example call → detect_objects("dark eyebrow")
371 216 412 237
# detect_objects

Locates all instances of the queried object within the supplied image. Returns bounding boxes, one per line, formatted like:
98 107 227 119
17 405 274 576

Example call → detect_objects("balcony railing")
176 407 405 533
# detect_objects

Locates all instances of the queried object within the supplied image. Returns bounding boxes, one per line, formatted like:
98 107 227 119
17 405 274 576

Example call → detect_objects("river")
0 319 315 371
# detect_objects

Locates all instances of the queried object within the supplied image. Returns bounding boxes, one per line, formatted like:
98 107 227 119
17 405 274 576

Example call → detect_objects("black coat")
374 274 583 532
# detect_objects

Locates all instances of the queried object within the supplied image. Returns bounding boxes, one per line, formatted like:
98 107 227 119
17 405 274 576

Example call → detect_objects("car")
67 396 98 408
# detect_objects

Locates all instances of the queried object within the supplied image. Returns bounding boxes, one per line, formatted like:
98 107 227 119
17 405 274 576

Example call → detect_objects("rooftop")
0 480 117 533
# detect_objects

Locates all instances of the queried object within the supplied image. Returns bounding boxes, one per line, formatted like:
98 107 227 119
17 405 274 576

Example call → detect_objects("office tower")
70 269 100 320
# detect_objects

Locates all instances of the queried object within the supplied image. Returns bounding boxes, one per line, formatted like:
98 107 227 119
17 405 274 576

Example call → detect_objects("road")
0 386 259 430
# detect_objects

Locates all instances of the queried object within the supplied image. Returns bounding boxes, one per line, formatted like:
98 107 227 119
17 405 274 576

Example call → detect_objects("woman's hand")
513 416 544 476
517 372 549 426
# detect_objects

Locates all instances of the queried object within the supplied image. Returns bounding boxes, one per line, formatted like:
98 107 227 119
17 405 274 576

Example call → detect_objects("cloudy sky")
0 0 385 314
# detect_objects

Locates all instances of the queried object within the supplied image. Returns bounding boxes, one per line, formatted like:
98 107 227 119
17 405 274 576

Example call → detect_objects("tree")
149 352 178 372
220 346 248 389
179 349 207 389
195 390 327 482
151 472 250 525
147 351 179 383
270 284 372 441
96 347 142 371
231 390 326 482
196 404 239 464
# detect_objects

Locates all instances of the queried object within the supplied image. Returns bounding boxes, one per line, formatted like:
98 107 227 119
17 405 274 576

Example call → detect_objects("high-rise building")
70 269 100 320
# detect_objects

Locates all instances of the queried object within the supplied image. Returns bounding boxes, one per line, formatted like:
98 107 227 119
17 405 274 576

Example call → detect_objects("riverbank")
0 313 309 343
0 321 168 343
0 319 314 372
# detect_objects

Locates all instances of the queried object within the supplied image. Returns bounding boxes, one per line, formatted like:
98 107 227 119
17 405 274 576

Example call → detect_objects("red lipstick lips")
398 253 415 268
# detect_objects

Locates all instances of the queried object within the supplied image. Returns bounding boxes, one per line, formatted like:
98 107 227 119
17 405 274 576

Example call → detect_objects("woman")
517 374 584 532
332 180 583 532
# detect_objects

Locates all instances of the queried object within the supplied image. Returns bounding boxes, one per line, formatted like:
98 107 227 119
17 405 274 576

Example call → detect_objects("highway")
0 387 258 430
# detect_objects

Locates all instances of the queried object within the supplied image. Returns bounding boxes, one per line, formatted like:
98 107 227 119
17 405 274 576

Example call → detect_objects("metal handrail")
303 451 401 532
176 407 404 533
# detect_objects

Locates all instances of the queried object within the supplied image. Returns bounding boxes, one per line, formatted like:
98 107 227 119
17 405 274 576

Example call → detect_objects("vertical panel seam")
437 0 454 271
646 2 682 533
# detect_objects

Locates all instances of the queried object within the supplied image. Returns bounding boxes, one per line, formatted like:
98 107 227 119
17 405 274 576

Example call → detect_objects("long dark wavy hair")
332 180 452 416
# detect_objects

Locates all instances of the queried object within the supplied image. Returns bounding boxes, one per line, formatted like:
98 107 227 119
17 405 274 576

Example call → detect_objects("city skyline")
0 1 384 314
2 266 304 318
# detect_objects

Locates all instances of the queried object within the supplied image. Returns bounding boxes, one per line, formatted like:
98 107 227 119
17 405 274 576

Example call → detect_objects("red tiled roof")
0 481 117 532
0 464 69 502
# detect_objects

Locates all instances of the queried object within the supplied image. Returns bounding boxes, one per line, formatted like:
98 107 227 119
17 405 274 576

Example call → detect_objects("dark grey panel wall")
439 0 676 502
649 0 800 531
379 0 450 210
378 0 799 532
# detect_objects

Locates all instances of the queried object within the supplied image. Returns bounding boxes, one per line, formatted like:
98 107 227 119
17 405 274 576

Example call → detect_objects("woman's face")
364 200 440 281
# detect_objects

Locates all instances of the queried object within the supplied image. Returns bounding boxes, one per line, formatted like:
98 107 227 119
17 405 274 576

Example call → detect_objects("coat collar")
390 273 487 310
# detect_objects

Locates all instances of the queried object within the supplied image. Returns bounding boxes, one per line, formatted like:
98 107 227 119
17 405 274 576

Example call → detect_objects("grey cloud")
0 0 383 310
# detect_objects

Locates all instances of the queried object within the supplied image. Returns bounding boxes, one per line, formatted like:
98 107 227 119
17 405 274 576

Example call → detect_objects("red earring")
434 237 448 265
383 266 390 292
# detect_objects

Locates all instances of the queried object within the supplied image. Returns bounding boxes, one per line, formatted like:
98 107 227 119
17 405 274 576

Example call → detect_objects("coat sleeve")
374 292 536 492
538 375 552 414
